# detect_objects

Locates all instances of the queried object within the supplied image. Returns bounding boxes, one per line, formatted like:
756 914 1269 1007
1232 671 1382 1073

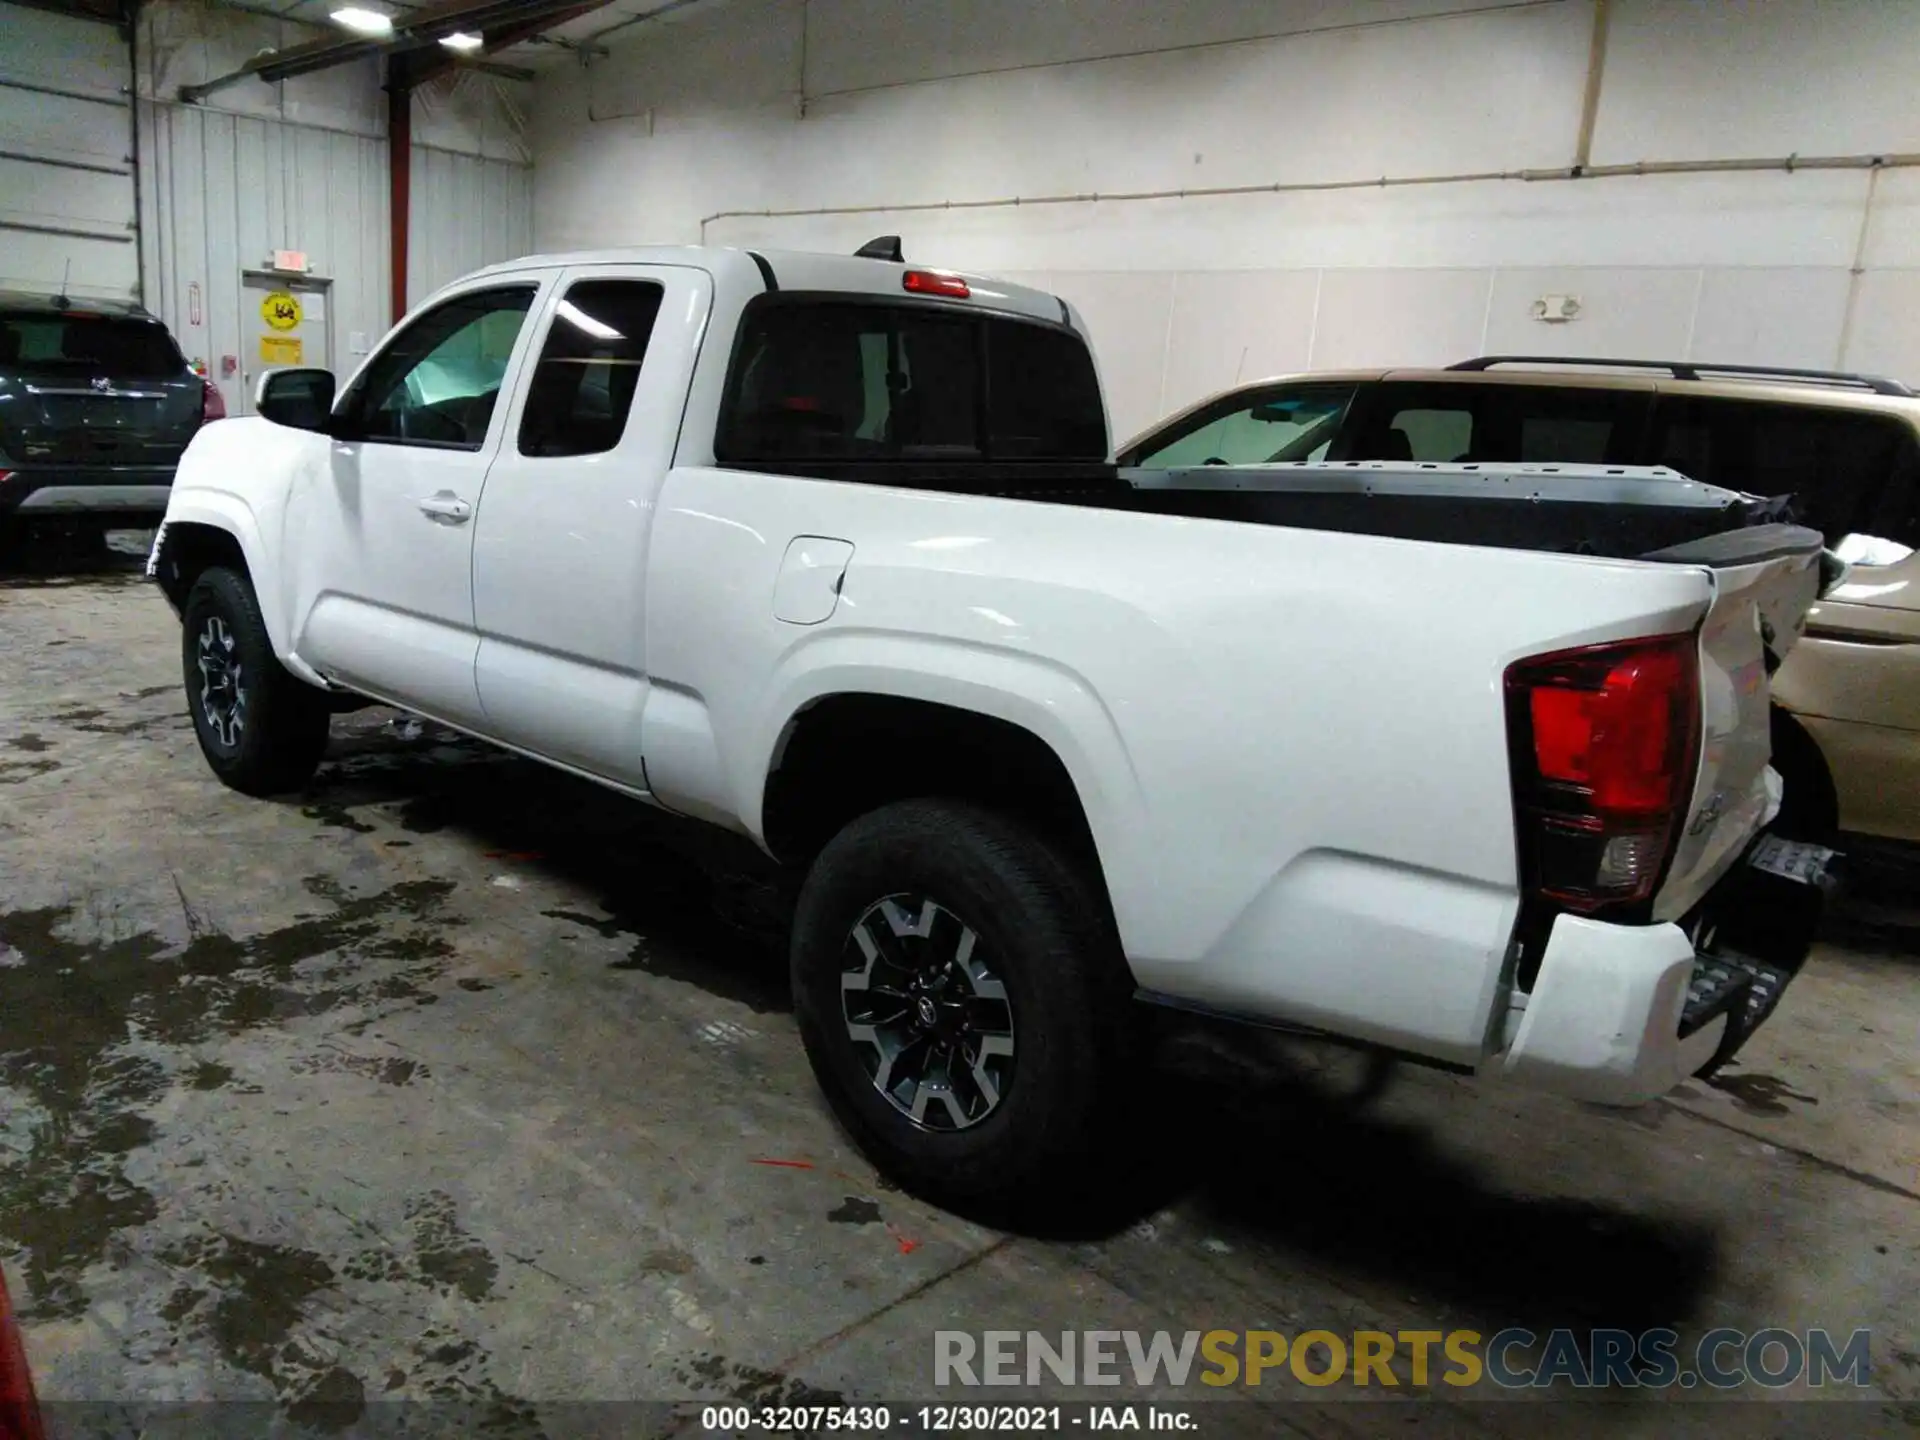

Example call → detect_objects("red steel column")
388 70 411 324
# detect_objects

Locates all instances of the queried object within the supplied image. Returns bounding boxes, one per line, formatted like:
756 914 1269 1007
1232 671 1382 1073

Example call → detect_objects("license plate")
1746 835 1837 886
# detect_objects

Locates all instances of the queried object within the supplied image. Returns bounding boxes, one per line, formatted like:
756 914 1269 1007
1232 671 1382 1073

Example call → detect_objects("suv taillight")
1504 633 1701 915
201 378 227 423
0 1267 44 1440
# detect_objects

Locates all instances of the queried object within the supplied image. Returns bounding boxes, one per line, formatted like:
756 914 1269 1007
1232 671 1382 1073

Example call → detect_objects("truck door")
469 264 713 787
289 280 546 724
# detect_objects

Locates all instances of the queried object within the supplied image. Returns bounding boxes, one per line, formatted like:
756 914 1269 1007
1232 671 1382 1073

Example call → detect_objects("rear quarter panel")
642 467 1719 1065
1659 549 1822 918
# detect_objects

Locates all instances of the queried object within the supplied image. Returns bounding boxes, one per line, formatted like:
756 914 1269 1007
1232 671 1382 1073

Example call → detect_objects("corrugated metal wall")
139 101 390 411
0 4 138 298
135 0 535 415
411 69 535 301
410 147 535 305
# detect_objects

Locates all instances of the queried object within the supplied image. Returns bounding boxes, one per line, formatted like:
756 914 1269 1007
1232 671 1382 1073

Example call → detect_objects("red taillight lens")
1527 642 1692 813
201 379 227 423
1506 634 1700 913
903 270 970 299
0 1267 46 1440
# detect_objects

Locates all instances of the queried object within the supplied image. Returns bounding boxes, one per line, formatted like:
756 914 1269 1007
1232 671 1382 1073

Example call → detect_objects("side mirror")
256 368 336 433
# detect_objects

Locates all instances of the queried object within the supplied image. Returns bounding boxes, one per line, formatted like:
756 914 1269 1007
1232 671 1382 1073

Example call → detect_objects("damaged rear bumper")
1498 838 1833 1106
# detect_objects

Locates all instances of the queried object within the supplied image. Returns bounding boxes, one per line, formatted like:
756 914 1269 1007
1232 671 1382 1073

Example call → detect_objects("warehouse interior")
5 0 1918 435
1 0 1917 1432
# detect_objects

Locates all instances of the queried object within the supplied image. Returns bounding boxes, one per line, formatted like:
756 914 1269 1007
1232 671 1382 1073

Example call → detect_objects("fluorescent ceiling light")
330 7 393 35
439 30 484 51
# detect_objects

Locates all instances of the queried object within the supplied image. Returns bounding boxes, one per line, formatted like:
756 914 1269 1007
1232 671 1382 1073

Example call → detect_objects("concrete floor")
0 537 1916 1438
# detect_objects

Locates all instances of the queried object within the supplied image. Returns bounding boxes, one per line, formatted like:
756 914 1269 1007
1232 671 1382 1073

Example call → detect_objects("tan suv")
1119 357 1920 846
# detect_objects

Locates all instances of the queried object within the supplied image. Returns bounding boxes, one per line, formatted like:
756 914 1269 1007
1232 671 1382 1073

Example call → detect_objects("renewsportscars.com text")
934 1328 1871 1390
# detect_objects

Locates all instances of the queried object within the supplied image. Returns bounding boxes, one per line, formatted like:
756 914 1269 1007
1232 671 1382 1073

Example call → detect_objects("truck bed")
736 459 1811 563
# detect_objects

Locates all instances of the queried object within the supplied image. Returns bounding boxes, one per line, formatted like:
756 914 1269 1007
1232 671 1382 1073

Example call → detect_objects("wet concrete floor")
0 537 1915 1437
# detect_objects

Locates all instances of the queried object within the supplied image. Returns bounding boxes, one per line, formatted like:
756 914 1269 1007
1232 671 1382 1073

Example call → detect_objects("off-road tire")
791 800 1134 1219
182 566 330 795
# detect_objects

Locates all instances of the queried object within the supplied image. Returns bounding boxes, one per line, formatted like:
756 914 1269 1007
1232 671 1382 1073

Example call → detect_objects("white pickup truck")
149 241 1833 1213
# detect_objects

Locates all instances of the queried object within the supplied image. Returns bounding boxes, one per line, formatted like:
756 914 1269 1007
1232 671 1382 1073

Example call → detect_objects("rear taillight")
1505 633 1700 914
0 1266 45 1440
201 379 227 423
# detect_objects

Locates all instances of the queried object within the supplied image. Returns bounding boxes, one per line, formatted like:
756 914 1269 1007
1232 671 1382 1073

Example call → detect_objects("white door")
287 279 547 724
470 263 712 786
240 275 331 412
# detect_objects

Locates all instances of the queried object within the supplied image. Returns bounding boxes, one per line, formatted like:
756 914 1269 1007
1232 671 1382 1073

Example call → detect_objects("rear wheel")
791 801 1133 1218
181 566 331 795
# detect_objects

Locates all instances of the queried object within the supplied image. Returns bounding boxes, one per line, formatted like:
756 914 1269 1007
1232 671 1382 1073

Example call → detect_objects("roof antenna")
53 257 72 309
854 235 904 262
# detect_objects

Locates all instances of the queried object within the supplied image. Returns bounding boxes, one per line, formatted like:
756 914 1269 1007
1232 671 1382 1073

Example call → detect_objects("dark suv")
0 292 222 544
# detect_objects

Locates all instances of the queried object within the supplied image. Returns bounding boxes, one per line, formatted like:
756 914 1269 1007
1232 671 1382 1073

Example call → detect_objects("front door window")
337 287 537 450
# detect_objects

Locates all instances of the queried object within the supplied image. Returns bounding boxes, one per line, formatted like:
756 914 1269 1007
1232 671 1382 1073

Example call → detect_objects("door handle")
418 492 472 523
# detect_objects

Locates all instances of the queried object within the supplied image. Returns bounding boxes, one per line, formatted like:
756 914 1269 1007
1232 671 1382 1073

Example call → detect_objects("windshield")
0 312 184 378
1128 384 1356 467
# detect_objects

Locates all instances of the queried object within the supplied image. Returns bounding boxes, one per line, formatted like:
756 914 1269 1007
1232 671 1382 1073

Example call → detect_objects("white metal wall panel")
129 0 533 408
538 0 1920 426
0 3 137 298
143 0 385 134
138 100 389 414
414 70 530 164
408 146 534 305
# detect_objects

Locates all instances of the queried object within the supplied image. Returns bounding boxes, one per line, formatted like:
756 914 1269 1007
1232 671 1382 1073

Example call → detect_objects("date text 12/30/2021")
699 1405 1195 1433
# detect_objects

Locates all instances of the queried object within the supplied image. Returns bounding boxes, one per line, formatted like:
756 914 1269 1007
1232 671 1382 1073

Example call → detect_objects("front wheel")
791 801 1134 1218
181 566 331 796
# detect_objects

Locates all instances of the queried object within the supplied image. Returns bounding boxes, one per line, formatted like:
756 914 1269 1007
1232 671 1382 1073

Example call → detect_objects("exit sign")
271 249 310 273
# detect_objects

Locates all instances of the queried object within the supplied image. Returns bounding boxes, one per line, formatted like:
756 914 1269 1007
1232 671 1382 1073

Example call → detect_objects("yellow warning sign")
260 334 304 366
261 291 302 331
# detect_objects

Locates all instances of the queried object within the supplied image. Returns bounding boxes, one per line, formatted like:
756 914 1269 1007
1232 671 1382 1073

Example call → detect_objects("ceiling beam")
400 0 610 89
177 0 605 102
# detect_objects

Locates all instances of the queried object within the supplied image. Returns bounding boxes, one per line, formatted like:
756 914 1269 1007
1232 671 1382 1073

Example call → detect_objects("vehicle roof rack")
1447 355 1915 398
854 235 904 262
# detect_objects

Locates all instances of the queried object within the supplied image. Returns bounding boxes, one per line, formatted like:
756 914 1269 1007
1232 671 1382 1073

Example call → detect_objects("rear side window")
715 299 1106 464
1347 383 1645 465
518 280 665 457
1648 398 1911 546
0 313 182 378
